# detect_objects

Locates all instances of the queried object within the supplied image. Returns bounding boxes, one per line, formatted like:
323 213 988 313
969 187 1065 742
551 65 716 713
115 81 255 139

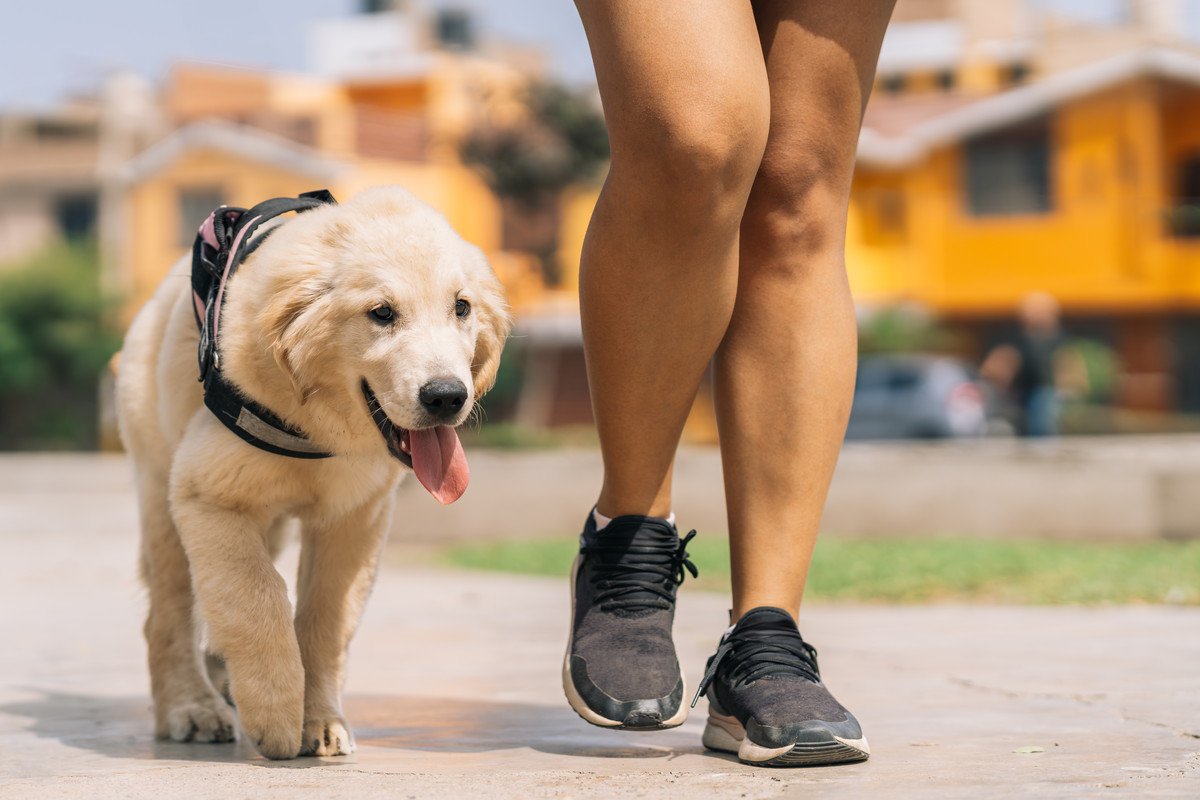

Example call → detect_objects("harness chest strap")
190 190 338 460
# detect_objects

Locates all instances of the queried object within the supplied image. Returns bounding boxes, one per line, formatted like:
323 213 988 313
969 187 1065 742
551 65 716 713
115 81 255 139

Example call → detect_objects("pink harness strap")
198 211 220 249
211 214 262 345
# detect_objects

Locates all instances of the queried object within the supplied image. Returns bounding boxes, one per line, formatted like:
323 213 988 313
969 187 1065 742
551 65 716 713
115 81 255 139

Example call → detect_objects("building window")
436 9 475 50
1167 154 1200 238
55 194 97 241
861 188 908 244
33 119 98 141
178 188 224 248
963 118 1053 217
880 73 907 94
1006 63 1030 86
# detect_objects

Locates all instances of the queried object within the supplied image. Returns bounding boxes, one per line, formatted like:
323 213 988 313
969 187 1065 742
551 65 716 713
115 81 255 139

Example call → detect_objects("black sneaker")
563 513 698 730
693 606 869 766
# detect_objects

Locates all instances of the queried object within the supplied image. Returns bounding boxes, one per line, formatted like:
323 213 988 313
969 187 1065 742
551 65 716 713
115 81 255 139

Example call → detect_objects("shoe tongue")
408 426 469 504
735 606 799 632
592 515 677 545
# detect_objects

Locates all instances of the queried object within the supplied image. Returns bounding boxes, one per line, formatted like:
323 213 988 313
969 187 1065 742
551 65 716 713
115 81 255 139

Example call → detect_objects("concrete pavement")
1 454 1199 798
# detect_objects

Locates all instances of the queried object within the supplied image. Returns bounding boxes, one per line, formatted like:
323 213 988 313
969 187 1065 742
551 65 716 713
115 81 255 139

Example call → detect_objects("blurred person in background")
562 1 895 766
980 292 1086 437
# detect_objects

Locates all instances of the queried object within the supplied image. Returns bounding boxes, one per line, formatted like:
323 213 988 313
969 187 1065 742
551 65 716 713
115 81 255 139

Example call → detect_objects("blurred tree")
0 243 120 449
462 82 609 286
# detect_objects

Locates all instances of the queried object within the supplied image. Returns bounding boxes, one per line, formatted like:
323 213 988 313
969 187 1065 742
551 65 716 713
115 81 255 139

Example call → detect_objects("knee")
743 143 857 263
610 90 770 218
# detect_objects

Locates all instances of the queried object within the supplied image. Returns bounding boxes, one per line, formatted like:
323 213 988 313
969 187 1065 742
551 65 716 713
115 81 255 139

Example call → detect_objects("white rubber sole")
702 710 870 767
562 554 689 730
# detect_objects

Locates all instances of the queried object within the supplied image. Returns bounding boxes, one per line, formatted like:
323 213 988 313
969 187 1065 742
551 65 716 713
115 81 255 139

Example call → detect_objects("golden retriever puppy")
116 186 510 759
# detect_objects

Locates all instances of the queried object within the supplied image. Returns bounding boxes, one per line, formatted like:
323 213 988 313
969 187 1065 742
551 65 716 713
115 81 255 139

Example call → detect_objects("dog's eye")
455 299 471 319
369 305 394 324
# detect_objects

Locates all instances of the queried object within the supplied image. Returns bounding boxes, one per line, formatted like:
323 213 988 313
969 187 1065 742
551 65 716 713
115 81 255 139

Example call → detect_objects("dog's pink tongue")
408 426 469 504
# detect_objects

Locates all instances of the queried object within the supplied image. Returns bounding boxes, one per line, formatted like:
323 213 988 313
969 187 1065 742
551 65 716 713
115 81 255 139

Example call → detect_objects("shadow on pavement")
2 689 707 766
346 694 706 760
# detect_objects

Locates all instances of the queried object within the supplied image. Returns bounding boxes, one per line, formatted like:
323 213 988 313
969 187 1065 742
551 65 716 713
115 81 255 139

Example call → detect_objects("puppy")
116 186 510 759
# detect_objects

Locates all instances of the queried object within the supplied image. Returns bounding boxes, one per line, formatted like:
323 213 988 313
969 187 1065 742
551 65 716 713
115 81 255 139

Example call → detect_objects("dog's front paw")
242 717 303 760
158 695 237 743
237 699 303 759
300 716 355 757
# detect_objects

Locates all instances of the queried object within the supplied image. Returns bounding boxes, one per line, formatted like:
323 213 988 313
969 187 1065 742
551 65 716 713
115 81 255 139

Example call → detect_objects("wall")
122 150 331 320
851 80 1200 316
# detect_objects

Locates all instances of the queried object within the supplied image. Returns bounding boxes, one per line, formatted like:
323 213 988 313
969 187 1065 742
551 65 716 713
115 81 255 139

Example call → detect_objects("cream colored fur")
116 187 510 759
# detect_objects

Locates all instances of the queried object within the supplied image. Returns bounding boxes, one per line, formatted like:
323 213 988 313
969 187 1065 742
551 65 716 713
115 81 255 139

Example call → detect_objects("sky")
0 0 596 110
4 0 1198 111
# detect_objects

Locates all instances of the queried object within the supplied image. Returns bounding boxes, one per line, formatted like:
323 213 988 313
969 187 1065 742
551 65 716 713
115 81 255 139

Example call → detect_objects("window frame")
961 116 1055 219
177 187 226 249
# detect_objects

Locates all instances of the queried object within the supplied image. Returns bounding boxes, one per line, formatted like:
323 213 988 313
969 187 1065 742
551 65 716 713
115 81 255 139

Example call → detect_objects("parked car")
846 354 989 440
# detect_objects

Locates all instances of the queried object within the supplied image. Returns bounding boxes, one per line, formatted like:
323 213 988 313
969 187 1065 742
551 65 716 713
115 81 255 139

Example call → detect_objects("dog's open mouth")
361 380 470 505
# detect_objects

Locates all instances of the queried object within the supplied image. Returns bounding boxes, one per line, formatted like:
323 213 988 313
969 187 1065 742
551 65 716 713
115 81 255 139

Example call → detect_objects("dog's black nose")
419 379 468 420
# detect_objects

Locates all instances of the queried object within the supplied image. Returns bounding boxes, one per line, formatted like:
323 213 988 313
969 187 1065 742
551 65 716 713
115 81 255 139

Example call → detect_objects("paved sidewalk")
1 456 1199 798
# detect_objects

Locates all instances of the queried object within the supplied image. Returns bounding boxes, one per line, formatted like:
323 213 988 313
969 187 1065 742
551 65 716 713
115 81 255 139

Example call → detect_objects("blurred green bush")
858 304 959 355
0 243 120 449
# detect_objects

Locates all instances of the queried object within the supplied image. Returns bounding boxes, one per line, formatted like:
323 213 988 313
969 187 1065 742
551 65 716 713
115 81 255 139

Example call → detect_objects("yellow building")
109 2 1200 430
550 47 1200 420
847 48 1200 411
113 55 548 325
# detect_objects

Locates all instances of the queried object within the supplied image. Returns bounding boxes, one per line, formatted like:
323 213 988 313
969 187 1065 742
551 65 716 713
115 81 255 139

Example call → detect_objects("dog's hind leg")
294 496 393 756
137 470 237 744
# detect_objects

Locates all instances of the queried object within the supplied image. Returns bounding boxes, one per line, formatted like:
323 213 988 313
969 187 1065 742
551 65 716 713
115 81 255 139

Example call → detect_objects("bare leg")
716 0 896 618
294 498 392 756
575 0 771 518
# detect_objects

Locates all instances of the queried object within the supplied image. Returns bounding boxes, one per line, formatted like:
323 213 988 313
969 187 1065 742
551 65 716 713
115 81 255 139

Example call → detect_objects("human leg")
565 0 770 729
698 0 895 767
716 0 895 619
576 0 770 519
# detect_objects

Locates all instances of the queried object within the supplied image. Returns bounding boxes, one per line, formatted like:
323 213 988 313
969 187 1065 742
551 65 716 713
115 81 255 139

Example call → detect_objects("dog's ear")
262 280 330 406
469 256 512 399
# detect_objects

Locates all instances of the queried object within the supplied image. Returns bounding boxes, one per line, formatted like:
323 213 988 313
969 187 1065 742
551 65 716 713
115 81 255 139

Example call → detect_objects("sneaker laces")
691 613 820 707
581 524 698 613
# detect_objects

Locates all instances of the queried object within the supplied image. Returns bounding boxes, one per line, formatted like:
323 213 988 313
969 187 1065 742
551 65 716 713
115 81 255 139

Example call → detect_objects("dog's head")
225 187 511 503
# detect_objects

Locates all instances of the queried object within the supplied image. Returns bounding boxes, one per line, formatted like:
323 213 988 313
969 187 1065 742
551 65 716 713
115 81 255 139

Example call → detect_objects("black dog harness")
191 190 337 459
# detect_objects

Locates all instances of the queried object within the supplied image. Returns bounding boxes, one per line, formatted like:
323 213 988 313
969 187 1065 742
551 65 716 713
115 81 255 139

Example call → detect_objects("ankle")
592 506 676 531
730 603 800 624
595 482 674 523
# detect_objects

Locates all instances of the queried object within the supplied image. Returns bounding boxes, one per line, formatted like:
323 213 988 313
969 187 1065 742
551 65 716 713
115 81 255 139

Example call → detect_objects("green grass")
442 536 1200 605
458 422 598 450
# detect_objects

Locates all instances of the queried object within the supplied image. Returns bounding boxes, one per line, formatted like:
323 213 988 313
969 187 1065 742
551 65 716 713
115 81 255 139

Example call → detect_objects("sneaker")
694 606 869 766
562 513 698 730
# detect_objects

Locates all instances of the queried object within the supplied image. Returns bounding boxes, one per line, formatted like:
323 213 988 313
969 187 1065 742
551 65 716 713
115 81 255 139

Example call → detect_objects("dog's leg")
295 496 393 756
203 517 294 706
173 499 305 760
203 651 232 707
137 471 237 744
